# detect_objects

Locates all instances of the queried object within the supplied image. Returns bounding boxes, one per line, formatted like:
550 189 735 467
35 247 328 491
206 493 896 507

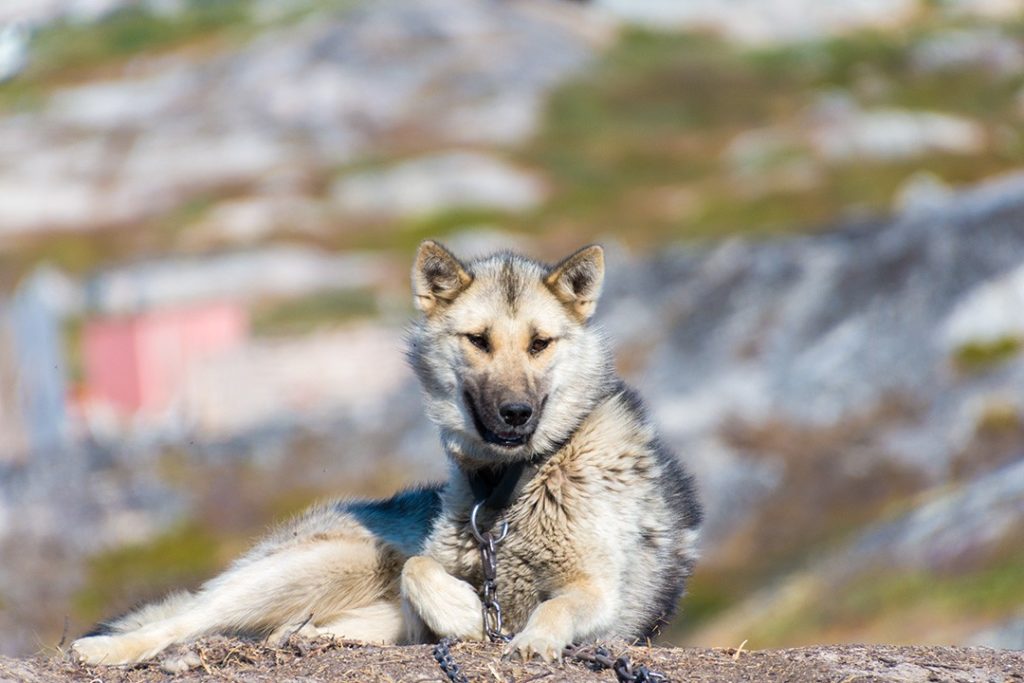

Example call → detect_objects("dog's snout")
499 402 533 427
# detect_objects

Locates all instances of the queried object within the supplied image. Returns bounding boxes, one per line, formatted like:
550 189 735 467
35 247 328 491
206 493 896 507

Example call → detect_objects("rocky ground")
2 637 1022 682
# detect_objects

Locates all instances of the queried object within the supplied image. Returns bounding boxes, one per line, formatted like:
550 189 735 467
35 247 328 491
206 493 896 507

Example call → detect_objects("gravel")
3 636 1022 682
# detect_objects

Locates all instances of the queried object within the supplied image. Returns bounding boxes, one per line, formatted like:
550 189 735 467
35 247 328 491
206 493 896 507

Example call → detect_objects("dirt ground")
1 636 1021 682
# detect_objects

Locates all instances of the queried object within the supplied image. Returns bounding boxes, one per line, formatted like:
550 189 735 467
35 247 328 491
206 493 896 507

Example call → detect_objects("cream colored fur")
72 506 406 665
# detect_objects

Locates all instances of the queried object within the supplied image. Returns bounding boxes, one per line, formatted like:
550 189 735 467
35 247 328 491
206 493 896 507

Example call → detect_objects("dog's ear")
413 240 473 315
544 244 605 321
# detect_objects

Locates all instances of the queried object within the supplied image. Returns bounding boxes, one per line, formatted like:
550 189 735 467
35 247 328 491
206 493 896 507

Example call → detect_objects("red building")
82 302 248 416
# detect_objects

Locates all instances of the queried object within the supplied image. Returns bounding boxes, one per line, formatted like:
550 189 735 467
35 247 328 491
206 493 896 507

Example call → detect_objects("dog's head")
407 241 615 465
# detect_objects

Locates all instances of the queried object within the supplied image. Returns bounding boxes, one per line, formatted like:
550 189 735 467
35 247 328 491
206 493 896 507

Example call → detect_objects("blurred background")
1 0 1024 657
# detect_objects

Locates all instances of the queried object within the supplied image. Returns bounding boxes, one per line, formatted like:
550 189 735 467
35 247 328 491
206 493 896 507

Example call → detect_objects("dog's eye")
466 333 490 352
529 338 551 355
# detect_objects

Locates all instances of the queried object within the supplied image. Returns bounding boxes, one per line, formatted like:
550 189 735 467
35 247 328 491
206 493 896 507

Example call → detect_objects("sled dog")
72 241 702 666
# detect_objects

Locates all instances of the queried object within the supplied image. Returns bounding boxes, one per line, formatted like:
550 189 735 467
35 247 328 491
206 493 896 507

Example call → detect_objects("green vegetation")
251 289 379 336
62 317 85 386
7 14 1024 279
37 2 245 62
1 232 121 287
1 0 249 110
671 403 926 643
675 465 924 643
950 398 1024 480
74 522 222 625
744 541 1024 647
974 400 1023 434
399 209 530 248
0 191 227 289
499 22 1024 246
953 336 1023 373
515 30 805 244
0 0 363 112
677 573 737 631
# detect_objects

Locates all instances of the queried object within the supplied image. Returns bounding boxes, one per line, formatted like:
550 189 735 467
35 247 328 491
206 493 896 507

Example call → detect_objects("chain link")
479 533 510 642
432 501 668 683
565 644 668 683
470 501 511 642
433 636 470 683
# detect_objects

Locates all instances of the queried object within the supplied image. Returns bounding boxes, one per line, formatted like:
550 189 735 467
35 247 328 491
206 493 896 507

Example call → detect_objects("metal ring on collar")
469 501 509 544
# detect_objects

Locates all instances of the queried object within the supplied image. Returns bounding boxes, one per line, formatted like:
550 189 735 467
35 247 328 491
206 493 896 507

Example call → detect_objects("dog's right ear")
413 240 473 315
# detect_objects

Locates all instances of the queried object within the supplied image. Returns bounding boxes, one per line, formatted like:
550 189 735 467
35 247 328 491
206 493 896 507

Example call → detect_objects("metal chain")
433 636 470 683
469 501 511 642
432 501 668 683
565 644 668 683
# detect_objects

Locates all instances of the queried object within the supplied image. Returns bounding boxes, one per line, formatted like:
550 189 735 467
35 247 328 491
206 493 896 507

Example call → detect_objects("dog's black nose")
499 402 532 427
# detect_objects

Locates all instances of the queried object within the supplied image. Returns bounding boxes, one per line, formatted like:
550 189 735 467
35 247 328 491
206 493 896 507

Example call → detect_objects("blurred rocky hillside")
1 0 1023 659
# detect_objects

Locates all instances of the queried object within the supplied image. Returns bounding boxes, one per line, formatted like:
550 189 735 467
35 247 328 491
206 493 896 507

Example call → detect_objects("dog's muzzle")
464 391 544 448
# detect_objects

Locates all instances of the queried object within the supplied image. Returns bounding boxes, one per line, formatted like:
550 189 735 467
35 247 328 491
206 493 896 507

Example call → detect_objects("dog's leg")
72 532 395 665
400 555 485 641
507 577 616 662
71 616 199 666
266 600 405 646
317 600 406 644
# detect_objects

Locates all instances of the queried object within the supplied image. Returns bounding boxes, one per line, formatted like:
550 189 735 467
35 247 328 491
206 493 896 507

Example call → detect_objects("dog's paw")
401 556 485 640
71 635 140 666
505 625 567 663
159 651 201 674
267 619 322 647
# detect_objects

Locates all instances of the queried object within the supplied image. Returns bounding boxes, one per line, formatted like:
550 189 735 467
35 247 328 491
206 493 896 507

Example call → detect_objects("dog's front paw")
505 625 568 663
401 556 484 640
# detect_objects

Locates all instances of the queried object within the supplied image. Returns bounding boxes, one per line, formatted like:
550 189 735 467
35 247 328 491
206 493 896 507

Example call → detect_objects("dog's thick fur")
71 242 702 666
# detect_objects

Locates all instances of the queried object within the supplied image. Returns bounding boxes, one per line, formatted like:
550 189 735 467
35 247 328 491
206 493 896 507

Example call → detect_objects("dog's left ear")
544 244 605 321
